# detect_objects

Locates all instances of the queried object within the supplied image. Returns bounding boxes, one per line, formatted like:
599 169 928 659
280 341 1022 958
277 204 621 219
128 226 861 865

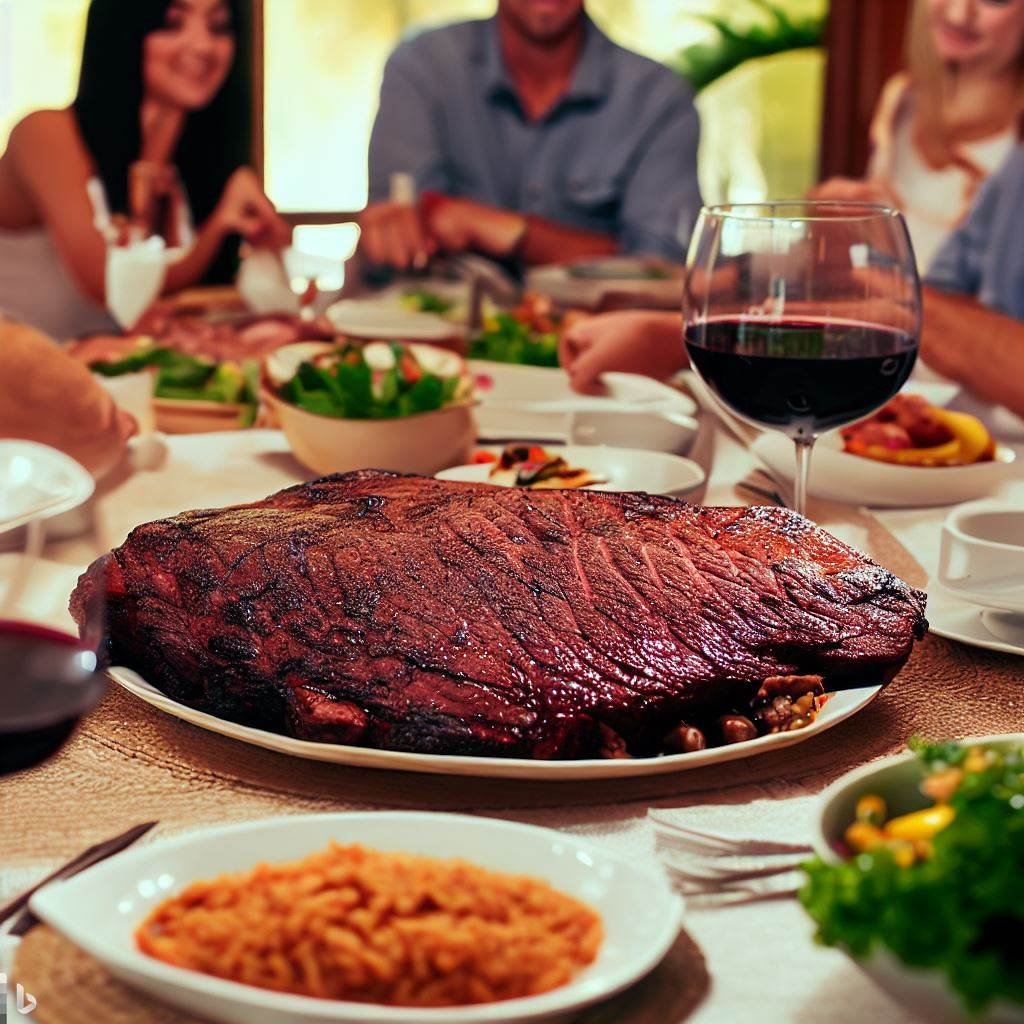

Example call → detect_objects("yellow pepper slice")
884 804 955 842
849 409 993 467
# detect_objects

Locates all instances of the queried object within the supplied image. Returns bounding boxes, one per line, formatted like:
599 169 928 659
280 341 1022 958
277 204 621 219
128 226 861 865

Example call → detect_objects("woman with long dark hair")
0 0 288 338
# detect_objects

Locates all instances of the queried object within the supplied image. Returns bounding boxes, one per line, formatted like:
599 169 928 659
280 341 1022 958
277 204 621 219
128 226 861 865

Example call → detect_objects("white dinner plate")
325 299 460 341
753 430 1016 508
471 362 697 446
436 445 705 496
0 440 95 535
108 666 882 780
31 812 682 1024
925 585 1024 657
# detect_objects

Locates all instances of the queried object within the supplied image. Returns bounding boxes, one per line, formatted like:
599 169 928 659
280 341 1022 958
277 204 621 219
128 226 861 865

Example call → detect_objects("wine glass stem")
792 438 814 517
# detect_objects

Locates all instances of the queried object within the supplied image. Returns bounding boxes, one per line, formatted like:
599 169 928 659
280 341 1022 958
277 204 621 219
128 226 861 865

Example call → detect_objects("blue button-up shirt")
367 16 702 262
927 144 1024 319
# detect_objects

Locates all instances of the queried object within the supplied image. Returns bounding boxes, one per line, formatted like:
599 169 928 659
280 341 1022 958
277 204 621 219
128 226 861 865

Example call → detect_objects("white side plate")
109 666 883 780
471 362 696 445
436 445 705 496
31 812 683 1024
0 440 94 535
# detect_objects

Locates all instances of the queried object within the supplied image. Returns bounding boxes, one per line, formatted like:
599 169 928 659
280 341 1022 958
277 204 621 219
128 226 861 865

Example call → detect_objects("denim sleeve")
617 87 702 262
366 45 452 204
925 172 1001 297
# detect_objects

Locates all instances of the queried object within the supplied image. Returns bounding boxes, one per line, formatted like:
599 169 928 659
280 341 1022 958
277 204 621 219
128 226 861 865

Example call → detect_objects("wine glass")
683 201 921 517
0 447 106 776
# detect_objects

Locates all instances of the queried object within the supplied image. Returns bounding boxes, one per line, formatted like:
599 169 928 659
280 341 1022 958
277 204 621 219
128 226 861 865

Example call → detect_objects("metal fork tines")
649 812 810 909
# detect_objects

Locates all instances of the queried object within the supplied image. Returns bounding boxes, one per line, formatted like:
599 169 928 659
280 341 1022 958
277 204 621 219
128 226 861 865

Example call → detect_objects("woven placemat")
12 925 709 1024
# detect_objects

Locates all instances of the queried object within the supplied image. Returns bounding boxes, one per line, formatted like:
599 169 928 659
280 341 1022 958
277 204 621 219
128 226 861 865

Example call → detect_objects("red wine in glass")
0 620 106 776
683 202 922 516
684 317 917 439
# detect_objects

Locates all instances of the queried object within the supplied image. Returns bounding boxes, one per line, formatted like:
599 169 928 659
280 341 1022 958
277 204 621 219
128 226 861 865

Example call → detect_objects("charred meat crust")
72 470 927 760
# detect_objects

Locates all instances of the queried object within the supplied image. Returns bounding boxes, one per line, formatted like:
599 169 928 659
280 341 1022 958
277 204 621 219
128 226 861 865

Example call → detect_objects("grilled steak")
71 471 927 759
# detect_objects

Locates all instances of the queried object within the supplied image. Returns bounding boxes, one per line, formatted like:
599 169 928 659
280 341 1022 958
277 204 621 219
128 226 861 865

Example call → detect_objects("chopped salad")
90 340 259 425
270 340 474 420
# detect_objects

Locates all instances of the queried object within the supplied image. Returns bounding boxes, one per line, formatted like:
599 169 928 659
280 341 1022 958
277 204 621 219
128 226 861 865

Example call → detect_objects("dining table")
3 399 1023 1024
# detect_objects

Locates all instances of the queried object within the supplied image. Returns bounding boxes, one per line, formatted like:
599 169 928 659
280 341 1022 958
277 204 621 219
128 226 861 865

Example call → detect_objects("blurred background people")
812 0 1024 271
358 0 702 273
0 0 289 341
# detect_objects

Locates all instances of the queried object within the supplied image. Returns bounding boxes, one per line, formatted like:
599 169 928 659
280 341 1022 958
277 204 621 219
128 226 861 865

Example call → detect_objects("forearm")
162 215 229 294
520 215 618 266
921 286 1024 418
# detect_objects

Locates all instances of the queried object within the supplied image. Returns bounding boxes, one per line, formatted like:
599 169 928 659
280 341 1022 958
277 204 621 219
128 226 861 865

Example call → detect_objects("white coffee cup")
936 500 1024 612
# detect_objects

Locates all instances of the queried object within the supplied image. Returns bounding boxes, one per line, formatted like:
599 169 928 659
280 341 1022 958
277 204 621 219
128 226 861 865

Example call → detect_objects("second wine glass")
683 201 921 517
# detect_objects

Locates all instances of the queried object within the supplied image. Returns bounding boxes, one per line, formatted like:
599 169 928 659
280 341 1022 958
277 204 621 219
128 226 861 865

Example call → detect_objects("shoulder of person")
600 34 696 108
8 108 89 170
386 19 481 75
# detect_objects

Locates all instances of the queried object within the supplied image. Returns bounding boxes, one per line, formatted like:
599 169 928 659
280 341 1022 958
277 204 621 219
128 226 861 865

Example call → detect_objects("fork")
0 821 158 937
649 812 812 909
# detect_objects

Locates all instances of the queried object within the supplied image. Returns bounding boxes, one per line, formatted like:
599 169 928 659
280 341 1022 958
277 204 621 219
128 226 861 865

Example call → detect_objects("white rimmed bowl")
753 430 1016 508
811 735 1024 1024
30 812 683 1024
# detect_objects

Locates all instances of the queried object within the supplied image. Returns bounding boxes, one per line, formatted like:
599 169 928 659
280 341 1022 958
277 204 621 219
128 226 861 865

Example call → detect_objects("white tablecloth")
5 423 1023 1024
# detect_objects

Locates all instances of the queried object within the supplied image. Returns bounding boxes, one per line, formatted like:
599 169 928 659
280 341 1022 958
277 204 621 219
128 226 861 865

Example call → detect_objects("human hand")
559 310 687 395
420 193 526 259
807 177 898 207
214 167 291 250
357 201 435 270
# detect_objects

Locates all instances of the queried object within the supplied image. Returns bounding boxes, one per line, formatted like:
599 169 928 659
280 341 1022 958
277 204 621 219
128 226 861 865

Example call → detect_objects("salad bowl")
262 341 477 476
810 735 1024 1024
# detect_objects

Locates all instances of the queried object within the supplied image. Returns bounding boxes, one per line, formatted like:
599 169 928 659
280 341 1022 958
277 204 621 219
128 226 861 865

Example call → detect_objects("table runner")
13 925 710 1024
4 427 1021 1024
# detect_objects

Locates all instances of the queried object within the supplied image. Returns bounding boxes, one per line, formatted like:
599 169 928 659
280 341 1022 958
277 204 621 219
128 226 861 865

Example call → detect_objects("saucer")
926 584 1024 657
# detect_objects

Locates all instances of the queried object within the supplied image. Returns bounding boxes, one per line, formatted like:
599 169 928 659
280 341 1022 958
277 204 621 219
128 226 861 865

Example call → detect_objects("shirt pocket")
561 175 621 219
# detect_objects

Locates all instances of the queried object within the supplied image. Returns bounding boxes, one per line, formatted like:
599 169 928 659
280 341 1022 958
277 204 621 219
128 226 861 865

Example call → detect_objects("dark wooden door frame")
819 0 911 181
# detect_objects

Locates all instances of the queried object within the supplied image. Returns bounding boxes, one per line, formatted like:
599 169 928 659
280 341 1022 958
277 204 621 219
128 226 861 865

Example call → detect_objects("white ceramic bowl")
471 362 696 446
812 735 1024 1024
31 812 683 1024
436 445 705 497
264 389 476 477
753 430 1016 508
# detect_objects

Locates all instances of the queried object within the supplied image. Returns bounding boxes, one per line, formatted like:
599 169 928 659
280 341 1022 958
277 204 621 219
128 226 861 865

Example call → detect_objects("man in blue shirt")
921 145 1024 418
358 0 702 271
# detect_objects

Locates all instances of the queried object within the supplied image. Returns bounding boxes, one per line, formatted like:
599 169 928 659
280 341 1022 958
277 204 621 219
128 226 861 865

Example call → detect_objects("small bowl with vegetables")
262 340 477 476
87 339 260 433
804 735 1024 1024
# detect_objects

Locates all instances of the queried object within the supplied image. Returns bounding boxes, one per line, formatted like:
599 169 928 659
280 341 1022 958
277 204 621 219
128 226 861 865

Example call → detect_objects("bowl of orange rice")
30 812 683 1024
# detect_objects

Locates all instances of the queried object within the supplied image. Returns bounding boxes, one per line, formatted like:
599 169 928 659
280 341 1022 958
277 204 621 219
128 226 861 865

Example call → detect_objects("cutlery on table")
0 821 158 937
650 811 812 909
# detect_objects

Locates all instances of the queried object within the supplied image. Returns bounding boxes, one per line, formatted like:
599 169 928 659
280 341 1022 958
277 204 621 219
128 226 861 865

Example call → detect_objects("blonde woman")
811 0 1024 270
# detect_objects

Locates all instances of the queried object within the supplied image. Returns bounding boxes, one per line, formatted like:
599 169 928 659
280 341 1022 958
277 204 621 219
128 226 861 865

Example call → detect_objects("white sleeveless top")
0 227 117 340
867 75 1017 271
0 174 196 341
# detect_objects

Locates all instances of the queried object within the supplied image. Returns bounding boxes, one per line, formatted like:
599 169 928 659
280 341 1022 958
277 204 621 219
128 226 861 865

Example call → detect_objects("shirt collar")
477 15 612 111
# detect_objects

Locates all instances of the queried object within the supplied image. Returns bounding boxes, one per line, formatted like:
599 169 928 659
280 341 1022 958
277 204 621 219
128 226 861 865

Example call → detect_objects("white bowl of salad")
804 735 1024 1024
262 340 477 477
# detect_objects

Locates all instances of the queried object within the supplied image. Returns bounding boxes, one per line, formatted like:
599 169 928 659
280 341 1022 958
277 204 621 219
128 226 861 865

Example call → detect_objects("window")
0 0 89 146
262 0 825 217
